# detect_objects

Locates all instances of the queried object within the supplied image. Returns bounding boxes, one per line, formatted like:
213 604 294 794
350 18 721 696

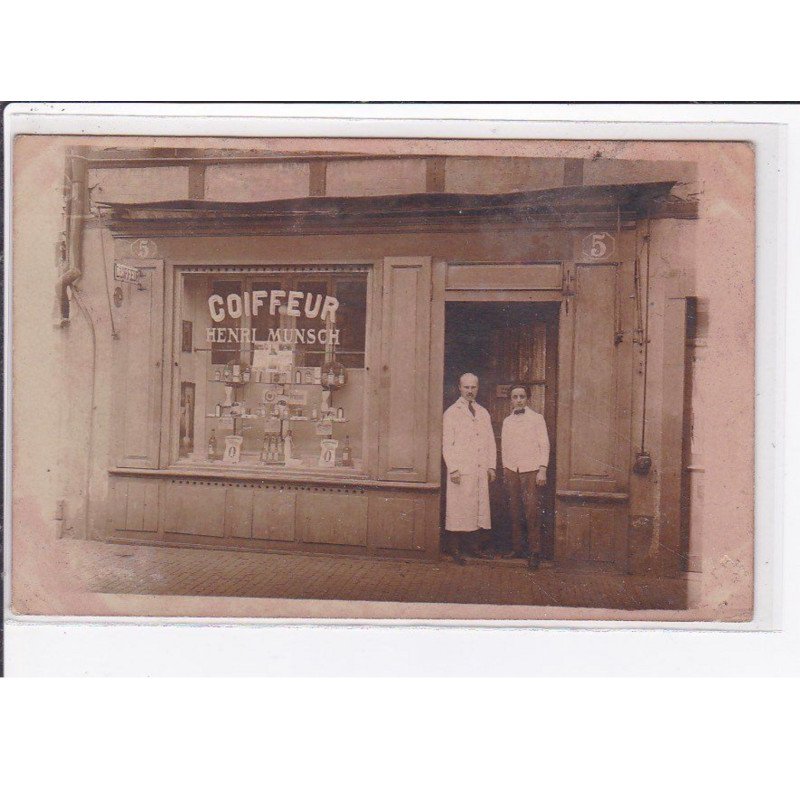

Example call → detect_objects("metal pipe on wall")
54 152 87 322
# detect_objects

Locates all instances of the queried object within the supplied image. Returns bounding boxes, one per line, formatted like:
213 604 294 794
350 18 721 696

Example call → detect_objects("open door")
443 302 559 556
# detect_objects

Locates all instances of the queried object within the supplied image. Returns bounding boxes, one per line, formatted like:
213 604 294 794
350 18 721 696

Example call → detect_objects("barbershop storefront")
86 179 695 576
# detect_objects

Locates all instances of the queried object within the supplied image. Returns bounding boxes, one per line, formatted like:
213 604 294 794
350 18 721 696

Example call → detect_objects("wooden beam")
563 158 584 186
426 157 446 192
308 161 327 196
187 164 205 200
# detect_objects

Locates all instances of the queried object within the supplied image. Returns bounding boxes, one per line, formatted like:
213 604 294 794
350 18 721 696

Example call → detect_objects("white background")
4 105 793 670
2 8 799 799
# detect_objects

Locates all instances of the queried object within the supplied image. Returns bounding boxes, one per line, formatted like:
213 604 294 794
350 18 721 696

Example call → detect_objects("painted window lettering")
207 290 339 323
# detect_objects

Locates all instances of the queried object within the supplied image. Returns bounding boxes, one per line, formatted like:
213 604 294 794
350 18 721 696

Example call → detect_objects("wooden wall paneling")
368 492 427 551
445 263 563 290
555 263 575 492
570 264 617 482
378 257 432 482
112 260 165 468
109 478 128 532
421 493 442 557
588 506 615 563
164 481 226 536
252 487 296 541
554 499 568 560
162 260 177 467
615 239 635 483
297 490 368 547
427 260 446 483
224 486 254 538
658 290 689 576
365 261 384 479
568 504 591 561
125 478 160 533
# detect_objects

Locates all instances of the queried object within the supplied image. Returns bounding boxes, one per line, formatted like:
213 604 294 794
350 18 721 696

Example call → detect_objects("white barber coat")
442 397 497 532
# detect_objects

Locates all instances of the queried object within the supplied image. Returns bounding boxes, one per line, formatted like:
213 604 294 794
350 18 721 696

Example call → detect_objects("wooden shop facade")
61 151 698 576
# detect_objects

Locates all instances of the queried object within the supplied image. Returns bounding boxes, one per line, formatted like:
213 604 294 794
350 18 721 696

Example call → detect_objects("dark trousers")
504 468 541 555
444 530 482 556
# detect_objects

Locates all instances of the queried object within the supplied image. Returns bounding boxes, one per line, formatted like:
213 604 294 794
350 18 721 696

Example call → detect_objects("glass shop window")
176 269 368 474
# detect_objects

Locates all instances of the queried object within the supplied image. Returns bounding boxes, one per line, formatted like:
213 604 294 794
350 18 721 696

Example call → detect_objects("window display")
176 268 368 473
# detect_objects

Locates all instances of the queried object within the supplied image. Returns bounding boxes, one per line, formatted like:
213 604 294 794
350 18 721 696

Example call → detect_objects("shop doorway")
442 302 560 557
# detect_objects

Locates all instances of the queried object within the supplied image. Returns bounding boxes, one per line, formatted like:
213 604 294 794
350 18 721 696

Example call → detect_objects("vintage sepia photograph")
8 131 756 622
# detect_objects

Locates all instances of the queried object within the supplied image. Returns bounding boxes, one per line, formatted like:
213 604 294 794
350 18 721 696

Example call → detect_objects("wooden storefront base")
105 471 442 561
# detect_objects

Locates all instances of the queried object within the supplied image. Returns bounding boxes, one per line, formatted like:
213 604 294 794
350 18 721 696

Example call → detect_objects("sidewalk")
68 539 688 610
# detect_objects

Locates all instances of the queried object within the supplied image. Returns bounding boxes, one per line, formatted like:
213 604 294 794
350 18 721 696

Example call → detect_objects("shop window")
176 269 369 473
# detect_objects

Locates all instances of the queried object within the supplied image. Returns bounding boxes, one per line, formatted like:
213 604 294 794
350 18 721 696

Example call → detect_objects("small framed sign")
113 262 142 284
222 435 243 464
318 438 339 468
581 231 616 260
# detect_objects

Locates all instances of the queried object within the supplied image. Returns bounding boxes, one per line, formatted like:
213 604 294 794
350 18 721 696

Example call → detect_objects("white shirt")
501 407 550 473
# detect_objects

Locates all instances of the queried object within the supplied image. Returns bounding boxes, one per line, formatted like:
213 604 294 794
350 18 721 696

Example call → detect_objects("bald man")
442 373 497 564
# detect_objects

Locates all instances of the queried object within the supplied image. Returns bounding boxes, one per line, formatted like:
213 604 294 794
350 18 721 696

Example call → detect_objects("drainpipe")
53 150 96 540
54 151 87 322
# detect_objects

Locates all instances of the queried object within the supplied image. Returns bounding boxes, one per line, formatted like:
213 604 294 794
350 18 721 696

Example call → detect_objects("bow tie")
513 409 525 415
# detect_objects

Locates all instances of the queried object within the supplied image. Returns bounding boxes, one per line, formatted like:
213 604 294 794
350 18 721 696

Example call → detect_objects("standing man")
442 373 497 564
501 384 550 568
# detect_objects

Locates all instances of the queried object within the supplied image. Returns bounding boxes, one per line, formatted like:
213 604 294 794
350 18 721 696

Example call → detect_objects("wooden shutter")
112 259 165 468
377 257 432 482
555 262 631 566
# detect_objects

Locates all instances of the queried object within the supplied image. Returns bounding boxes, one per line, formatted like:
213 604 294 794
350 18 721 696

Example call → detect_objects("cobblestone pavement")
71 539 688 610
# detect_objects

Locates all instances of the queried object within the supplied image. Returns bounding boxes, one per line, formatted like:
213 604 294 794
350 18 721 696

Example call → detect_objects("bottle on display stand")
260 433 269 463
208 429 217 460
342 435 353 467
284 430 293 461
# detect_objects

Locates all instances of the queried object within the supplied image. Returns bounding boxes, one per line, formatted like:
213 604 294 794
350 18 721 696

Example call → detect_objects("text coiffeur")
206 289 341 345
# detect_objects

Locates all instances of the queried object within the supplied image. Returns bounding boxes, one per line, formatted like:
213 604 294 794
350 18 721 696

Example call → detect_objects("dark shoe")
527 553 541 571
501 550 526 560
472 550 494 560
452 553 467 566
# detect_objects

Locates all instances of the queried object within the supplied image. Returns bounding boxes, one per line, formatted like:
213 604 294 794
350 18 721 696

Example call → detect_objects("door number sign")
581 231 616 260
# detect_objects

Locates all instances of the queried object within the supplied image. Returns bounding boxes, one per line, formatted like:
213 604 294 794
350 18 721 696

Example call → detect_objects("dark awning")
97 181 697 237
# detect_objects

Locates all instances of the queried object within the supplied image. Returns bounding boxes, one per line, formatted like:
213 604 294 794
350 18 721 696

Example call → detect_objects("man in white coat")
442 373 497 564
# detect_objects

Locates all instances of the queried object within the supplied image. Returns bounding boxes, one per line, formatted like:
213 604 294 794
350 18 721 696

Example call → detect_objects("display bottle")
260 434 269 463
223 365 231 382
208 429 217 460
342 435 352 467
214 368 221 382
277 435 284 462
243 365 251 382
327 367 335 386
284 430 293 462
